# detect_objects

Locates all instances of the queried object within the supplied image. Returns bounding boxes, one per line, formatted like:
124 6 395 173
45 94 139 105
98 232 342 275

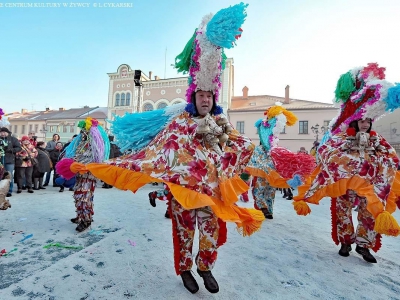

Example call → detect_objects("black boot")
180 271 199 294
71 217 79 224
286 189 293 200
148 192 156 207
165 210 171 219
261 208 273 219
356 245 377 263
71 217 93 224
338 243 352 257
197 269 219 293
76 221 91 232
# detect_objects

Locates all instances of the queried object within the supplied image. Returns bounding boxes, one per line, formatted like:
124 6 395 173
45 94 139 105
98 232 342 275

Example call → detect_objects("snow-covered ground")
1 183 399 300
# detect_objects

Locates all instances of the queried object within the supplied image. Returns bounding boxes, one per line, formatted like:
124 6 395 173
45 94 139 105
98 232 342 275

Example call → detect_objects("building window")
70 125 75 133
126 92 131 106
35 124 39 133
14 125 18 133
121 93 126 106
143 103 154 111
299 121 308 134
236 121 245 134
22 125 25 134
42 124 46 130
323 120 330 128
29 124 33 132
281 126 286 134
157 102 168 110
50 125 57 132
63 125 68 133
115 93 120 106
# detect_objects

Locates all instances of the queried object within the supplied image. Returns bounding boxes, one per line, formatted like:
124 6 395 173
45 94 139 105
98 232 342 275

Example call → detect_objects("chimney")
149 71 152 80
242 86 249 99
284 85 290 104
21 109 28 114
45 107 50 112
59 107 65 111
155 75 160 80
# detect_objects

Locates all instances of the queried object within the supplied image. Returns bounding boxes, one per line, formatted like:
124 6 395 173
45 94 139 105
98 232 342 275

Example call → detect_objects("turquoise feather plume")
109 103 186 153
206 2 248 49
385 83 400 112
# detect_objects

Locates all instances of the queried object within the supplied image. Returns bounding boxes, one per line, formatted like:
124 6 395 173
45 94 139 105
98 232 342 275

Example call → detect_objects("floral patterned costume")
68 111 264 274
293 131 400 250
248 146 276 215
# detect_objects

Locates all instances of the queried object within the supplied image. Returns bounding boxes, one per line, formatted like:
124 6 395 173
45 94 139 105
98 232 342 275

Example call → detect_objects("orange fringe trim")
71 162 264 236
294 170 400 237
245 166 290 188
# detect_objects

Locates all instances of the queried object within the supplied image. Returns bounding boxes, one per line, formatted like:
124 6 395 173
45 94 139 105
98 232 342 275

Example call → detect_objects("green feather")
221 49 227 70
174 29 197 74
334 71 356 102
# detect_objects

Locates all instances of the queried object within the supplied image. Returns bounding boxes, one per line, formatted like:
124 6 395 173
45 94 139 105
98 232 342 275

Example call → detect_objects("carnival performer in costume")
57 3 265 294
246 103 316 219
292 63 400 263
56 118 110 232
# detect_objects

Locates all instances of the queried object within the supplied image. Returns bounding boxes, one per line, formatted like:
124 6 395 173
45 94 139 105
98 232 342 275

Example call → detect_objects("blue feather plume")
254 118 263 128
109 103 186 153
259 118 276 152
64 133 82 158
287 174 302 189
385 83 400 112
206 2 249 49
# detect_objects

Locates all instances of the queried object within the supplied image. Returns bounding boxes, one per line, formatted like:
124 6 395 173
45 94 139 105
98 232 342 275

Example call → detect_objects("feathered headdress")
174 2 248 114
64 117 110 163
0 108 10 127
330 63 400 134
254 103 298 152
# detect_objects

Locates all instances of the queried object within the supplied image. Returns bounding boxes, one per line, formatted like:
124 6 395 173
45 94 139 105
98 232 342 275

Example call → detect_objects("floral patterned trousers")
170 197 219 274
335 190 377 248
252 176 276 214
73 172 96 223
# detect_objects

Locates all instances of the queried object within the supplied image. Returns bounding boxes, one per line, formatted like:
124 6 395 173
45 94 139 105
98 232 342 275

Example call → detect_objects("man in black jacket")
0 127 22 197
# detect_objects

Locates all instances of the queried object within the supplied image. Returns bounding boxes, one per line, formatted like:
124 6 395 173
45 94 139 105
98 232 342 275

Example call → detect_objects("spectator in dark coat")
0 127 22 196
32 142 52 190
43 134 60 186
50 142 64 191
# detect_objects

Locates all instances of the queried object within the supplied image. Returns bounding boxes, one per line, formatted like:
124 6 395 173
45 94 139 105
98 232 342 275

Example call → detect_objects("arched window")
121 93 126 106
115 93 120 106
172 101 183 105
143 103 154 111
126 92 131 106
157 102 168 109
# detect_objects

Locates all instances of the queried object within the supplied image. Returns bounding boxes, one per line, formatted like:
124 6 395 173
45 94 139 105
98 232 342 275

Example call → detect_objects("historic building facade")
228 86 338 152
6 107 107 143
106 60 234 120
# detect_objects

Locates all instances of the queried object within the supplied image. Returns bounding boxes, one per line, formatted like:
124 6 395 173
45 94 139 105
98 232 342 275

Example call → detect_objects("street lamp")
311 124 326 142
